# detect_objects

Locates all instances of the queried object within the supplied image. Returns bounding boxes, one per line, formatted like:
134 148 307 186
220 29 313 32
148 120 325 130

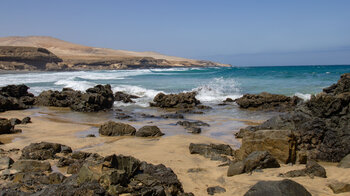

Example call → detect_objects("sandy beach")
1 108 349 195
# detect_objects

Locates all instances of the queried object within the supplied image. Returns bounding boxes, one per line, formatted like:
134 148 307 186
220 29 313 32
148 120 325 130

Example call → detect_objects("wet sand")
1 108 350 195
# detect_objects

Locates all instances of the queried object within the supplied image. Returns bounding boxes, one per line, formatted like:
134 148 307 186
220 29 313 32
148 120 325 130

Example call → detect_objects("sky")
1 0 350 66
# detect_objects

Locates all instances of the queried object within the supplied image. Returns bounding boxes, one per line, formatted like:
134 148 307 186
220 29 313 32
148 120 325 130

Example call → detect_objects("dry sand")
1 109 350 196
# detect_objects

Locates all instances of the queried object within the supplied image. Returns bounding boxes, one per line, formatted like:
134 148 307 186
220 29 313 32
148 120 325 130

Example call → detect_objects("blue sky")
1 0 350 66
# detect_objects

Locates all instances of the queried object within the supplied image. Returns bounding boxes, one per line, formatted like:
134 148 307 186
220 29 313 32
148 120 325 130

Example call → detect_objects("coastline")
1 109 349 195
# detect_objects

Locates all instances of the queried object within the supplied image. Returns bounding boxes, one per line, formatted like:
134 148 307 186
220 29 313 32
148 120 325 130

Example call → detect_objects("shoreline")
0 109 349 195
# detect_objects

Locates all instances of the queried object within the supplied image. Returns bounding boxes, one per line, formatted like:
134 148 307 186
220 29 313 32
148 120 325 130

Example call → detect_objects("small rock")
9 118 21 126
207 186 226 195
328 181 350 194
227 161 245 176
282 160 326 178
189 143 233 162
338 154 350 168
160 113 184 119
86 134 96 137
186 127 201 134
187 168 206 173
21 117 31 124
99 121 136 136
135 126 164 137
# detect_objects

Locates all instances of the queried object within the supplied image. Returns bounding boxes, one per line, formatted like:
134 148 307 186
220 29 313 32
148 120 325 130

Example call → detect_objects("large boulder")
35 84 114 112
228 151 280 177
0 84 35 112
136 126 164 137
236 129 296 164
238 73 350 162
338 154 350 168
99 121 136 136
235 92 302 112
244 179 311 196
150 92 200 108
189 143 233 162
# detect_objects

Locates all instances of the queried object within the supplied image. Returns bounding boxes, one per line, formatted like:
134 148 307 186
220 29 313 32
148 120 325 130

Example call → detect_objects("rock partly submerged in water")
244 179 312 196
99 121 136 136
0 84 35 112
114 91 140 103
235 92 302 112
227 151 280 177
35 84 114 112
150 92 200 108
0 142 192 196
238 73 350 162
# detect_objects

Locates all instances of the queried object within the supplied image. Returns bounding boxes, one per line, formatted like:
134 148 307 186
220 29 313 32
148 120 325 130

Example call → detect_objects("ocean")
1 65 350 146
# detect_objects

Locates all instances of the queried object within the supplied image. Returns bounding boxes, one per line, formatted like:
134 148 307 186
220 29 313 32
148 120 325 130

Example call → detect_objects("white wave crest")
192 77 242 102
54 78 96 91
294 92 311 100
113 85 163 107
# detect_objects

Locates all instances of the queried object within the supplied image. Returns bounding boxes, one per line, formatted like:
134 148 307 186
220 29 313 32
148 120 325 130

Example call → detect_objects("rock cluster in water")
35 84 115 112
234 92 302 112
0 142 192 196
150 92 200 108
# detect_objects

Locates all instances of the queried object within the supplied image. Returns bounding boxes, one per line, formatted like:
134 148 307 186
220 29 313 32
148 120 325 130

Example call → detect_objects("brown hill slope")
0 36 230 70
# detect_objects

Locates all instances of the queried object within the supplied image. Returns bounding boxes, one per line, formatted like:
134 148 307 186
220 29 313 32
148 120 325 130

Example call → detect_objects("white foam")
295 92 311 100
113 85 164 107
54 77 96 91
192 77 242 102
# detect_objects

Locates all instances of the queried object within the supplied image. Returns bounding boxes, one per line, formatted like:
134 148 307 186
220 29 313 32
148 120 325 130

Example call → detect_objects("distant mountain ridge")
0 36 230 71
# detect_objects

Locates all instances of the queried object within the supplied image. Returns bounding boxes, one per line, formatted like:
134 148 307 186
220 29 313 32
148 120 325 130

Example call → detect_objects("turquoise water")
0 65 349 106
1 65 349 145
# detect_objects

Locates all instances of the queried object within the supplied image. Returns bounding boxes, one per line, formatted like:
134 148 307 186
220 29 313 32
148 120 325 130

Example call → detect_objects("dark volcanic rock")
20 142 72 160
207 186 226 195
0 84 35 112
150 92 200 108
9 118 21 126
21 117 31 124
0 142 191 196
238 73 350 162
282 160 327 178
115 91 140 103
177 120 209 134
189 143 233 162
244 179 311 196
136 126 164 137
227 151 280 177
338 154 350 168
99 121 136 136
35 84 114 112
0 118 13 134
235 92 302 112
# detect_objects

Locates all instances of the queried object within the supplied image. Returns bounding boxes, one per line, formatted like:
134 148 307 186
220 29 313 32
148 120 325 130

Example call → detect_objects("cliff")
0 36 230 70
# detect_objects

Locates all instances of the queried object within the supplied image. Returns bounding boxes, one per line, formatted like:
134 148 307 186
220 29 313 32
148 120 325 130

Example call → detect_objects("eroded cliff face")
0 46 63 70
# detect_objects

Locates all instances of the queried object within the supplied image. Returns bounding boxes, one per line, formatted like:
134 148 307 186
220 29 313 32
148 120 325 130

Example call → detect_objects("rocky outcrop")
135 126 164 137
236 129 296 164
35 84 114 112
0 84 35 112
99 121 136 136
227 151 280 177
0 46 62 70
0 142 191 196
244 179 311 196
281 160 327 178
150 92 200 108
189 143 233 162
238 73 350 162
235 92 302 112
